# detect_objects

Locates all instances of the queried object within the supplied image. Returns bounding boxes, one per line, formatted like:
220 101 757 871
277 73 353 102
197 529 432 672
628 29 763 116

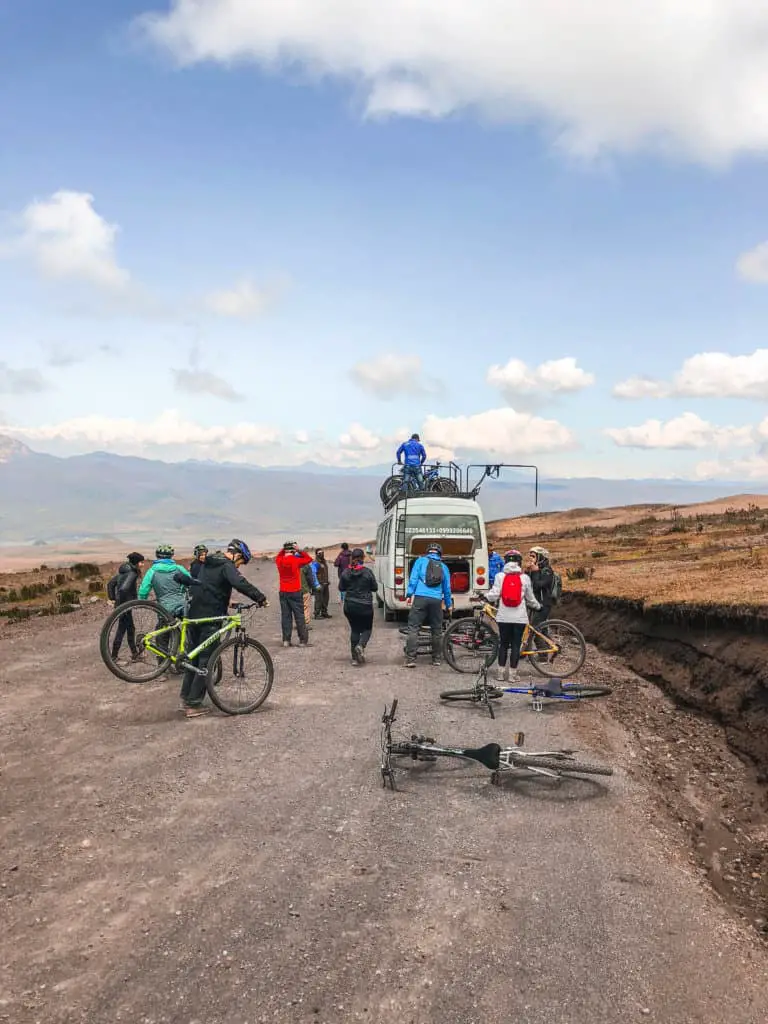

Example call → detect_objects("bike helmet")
228 538 252 564
155 544 174 559
193 543 208 558
529 545 550 560
426 542 443 556
504 549 523 565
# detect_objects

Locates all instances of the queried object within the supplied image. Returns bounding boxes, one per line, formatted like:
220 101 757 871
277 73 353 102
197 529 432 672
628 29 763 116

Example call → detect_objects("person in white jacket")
486 550 541 682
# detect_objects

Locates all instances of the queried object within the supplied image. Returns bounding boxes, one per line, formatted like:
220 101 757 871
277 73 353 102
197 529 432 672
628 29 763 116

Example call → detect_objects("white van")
373 495 490 621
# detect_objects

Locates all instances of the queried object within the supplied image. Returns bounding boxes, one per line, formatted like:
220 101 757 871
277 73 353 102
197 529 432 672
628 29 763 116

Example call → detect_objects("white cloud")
613 349 768 400
605 412 754 450
695 454 768 480
3 410 278 451
487 357 594 401
4 191 130 290
736 242 768 283
205 278 270 319
339 423 382 451
139 1 768 164
349 353 439 399
423 407 576 457
173 368 245 402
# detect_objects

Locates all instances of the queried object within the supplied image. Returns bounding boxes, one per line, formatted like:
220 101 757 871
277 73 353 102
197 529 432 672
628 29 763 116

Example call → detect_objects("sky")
3 1 768 480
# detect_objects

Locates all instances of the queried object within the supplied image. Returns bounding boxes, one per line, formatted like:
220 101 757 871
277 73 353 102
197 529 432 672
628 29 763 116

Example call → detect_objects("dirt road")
2 565 767 1023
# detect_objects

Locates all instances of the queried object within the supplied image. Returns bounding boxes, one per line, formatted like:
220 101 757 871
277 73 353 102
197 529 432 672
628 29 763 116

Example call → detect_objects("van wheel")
384 606 396 622
376 594 384 608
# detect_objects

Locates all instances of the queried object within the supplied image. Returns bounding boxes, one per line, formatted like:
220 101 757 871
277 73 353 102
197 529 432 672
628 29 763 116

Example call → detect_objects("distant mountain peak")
0 434 33 463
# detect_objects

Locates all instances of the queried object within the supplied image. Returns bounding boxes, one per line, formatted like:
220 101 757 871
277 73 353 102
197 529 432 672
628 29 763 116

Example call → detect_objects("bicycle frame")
143 612 243 670
471 664 579 715
469 601 559 657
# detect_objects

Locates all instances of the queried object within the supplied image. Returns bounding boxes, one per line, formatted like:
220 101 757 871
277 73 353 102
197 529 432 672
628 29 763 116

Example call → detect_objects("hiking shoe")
431 659 442 668
353 645 364 664
358 645 367 665
405 659 417 669
184 706 210 719
299 641 313 648
282 641 292 648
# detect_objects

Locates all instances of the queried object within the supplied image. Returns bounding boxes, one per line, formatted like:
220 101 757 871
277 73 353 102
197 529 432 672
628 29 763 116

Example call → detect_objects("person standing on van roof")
396 433 427 492
404 541 452 667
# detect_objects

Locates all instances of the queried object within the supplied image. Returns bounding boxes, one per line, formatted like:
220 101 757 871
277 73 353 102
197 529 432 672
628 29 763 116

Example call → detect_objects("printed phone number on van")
404 527 475 535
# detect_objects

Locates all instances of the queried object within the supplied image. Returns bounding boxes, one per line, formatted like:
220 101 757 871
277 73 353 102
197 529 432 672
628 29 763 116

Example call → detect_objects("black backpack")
107 573 121 601
424 557 444 588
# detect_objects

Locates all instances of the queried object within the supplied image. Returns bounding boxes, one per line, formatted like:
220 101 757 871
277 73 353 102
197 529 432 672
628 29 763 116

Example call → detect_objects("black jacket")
339 565 378 609
529 561 554 606
189 558 204 579
116 562 140 604
188 553 267 617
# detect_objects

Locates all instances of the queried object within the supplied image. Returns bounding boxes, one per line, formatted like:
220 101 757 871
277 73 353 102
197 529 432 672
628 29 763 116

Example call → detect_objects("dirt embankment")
561 593 768 776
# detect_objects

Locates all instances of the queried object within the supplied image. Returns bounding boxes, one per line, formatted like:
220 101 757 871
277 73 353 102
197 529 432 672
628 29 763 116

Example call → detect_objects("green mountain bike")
99 598 274 715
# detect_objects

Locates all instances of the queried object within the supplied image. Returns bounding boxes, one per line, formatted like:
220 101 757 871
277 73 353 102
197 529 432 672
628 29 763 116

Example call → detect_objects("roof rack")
381 462 539 512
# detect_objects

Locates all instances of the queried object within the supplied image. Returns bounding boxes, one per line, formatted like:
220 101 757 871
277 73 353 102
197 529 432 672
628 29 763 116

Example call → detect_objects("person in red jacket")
275 541 313 647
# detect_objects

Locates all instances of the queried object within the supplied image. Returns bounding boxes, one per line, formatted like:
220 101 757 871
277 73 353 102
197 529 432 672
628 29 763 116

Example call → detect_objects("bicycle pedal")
532 698 544 712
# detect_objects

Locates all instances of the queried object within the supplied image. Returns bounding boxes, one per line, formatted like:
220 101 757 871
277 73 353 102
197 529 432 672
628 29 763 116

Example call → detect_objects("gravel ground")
2 564 768 1024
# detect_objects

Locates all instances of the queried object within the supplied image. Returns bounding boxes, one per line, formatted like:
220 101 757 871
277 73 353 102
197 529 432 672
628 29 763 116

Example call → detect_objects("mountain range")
0 434 764 548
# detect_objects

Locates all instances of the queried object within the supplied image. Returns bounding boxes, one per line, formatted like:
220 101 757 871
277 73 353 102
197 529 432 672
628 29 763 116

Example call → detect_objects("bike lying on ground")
442 593 586 677
99 597 273 715
380 699 613 790
379 462 459 505
440 662 611 718
397 622 449 656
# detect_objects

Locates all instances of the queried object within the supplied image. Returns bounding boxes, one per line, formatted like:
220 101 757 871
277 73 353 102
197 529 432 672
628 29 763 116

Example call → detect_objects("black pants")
406 596 443 659
280 591 308 643
111 605 136 657
180 622 218 708
344 603 373 653
314 584 330 618
497 622 526 668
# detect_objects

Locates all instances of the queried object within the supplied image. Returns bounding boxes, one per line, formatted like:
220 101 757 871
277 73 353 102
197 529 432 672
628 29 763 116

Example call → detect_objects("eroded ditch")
563 592 768 935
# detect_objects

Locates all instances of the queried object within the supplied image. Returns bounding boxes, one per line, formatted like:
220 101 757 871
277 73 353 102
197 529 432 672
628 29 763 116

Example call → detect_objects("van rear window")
404 515 482 549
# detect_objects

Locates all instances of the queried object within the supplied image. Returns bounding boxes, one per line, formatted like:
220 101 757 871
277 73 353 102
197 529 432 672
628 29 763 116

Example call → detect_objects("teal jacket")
138 559 191 615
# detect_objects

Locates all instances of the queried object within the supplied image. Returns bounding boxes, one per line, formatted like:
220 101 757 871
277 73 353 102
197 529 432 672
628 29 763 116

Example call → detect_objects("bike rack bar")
465 463 539 506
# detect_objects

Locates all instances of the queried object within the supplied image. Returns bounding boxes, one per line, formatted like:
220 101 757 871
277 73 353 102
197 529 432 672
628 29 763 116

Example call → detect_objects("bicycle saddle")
461 743 501 770
537 678 563 696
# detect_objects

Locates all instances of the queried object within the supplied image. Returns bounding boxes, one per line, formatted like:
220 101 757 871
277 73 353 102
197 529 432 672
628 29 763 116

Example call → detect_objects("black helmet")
193 543 208 558
426 542 442 556
227 538 252 564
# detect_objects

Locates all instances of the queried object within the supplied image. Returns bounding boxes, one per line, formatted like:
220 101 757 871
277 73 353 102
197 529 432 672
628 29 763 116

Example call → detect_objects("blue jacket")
489 551 504 585
396 438 427 467
406 553 452 608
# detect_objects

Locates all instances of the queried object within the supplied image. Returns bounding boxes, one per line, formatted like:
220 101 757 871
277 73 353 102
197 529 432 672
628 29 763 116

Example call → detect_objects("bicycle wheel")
526 619 586 678
440 687 503 703
561 683 611 699
380 475 402 504
99 600 178 683
512 754 613 777
443 618 499 673
428 477 459 495
205 636 274 715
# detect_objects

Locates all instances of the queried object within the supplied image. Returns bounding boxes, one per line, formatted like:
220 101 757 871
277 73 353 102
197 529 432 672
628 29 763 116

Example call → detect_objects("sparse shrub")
637 515 658 526
56 589 81 606
591 551 607 559
566 566 590 580
39 564 48 571
54 573 67 585
70 562 99 579
87 580 103 593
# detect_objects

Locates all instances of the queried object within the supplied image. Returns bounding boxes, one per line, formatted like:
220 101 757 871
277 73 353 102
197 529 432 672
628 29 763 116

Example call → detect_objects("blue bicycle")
440 661 611 718
379 462 459 504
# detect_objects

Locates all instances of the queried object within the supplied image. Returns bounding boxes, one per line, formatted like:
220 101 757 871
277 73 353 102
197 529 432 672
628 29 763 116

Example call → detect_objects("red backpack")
500 573 523 607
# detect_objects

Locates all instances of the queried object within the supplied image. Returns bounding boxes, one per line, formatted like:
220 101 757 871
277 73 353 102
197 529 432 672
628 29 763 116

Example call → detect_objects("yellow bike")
442 593 586 677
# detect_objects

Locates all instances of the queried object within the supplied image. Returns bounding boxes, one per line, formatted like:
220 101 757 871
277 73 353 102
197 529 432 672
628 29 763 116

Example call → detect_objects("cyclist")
181 539 268 718
108 552 145 662
526 546 555 625
189 543 208 579
396 433 427 492
488 544 504 586
339 548 378 665
404 541 452 668
139 544 191 617
486 549 540 682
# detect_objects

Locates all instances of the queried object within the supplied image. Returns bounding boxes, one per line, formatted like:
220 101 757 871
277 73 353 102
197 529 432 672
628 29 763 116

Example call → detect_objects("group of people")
108 534 559 713
486 543 556 682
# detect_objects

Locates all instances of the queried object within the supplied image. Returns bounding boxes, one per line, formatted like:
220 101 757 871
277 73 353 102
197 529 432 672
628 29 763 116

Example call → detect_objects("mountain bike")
380 700 612 790
442 594 586 677
379 463 459 505
440 661 611 718
99 599 273 715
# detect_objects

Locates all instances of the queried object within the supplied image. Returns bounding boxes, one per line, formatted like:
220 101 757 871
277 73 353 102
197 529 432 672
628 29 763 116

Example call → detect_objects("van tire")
384 606 396 622
376 594 384 608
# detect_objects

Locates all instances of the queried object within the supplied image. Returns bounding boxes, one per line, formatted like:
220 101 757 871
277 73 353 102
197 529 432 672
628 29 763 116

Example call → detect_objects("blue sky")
3 0 768 479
